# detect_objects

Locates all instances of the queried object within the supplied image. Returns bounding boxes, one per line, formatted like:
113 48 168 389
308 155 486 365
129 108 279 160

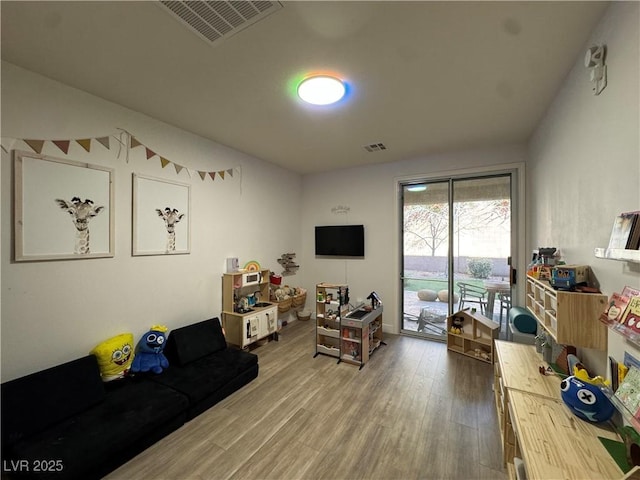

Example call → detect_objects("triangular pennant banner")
76 138 92 152
198 171 207 180
24 139 45 154
96 136 110 149
209 172 216 181
174 164 184 175
226 168 234 177
218 171 225 180
130 137 142 148
145 147 156 159
160 157 170 168
53 140 70 154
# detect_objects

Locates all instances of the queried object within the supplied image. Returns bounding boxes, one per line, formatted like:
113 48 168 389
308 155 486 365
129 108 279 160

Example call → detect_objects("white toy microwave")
242 271 261 287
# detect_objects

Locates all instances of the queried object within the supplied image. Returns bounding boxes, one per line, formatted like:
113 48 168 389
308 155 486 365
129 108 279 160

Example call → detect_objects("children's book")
601 292 631 325
608 212 638 249
614 366 640 418
622 285 640 298
621 296 640 333
627 214 640 249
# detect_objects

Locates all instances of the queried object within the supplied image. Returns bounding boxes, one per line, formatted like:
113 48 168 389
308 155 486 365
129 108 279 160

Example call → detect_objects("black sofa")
1 318 258 480
154 317 259 419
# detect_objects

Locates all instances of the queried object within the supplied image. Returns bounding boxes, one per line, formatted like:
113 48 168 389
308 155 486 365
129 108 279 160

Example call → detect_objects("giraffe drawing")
55 197 105 254
156 207 185 253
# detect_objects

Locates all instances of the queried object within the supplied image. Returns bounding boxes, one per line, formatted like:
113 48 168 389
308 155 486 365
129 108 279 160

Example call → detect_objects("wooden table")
484 280 510 320
509 390 622 479
495 340 625 479
494 340 561 469
495 340 560 400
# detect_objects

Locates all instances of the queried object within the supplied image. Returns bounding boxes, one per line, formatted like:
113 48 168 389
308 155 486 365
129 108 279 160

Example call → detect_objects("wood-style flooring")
105 319 507 480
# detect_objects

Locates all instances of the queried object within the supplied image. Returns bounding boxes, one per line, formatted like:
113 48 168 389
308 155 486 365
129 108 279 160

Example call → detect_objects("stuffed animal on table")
130 325 169 374
90 333 134 381
560 375 614 423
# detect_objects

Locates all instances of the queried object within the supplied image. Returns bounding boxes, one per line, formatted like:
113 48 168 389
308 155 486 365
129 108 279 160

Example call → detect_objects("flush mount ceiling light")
297 75 345 105
407 184 427 192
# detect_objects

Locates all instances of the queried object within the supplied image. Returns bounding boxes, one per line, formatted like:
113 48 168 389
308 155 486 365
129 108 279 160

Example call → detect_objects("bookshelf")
594 247 640 263
596 211 640 263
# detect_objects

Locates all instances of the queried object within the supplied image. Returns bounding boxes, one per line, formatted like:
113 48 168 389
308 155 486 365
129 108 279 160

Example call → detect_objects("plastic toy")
130 325 169 374
560 375 614 423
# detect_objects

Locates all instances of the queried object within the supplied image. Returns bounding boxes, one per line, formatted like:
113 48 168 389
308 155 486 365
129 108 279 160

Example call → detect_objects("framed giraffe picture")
13 150 115 261
132 173 191 256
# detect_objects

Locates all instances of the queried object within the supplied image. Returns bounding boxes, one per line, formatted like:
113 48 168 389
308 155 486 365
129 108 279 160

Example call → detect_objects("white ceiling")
1 1 609 174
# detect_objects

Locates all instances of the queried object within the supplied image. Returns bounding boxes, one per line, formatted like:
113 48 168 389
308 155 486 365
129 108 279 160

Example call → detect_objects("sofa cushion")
164 317 227 366
4 376 189 480
153 348 257 405
1 355 106 447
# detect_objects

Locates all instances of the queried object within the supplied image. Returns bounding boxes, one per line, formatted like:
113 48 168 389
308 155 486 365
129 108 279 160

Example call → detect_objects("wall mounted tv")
315 225 365 257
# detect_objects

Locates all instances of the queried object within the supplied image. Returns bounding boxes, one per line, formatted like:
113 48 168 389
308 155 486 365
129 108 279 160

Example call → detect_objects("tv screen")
315 225 364 257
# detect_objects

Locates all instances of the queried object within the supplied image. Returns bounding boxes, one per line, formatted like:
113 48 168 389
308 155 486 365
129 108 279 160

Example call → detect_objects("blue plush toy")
130 325 169 374
560 375 614 423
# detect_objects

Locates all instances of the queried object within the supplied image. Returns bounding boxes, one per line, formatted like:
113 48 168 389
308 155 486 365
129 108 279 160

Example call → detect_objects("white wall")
1 62 302 381
298 145 527 334
3 2 637 383
529 2 640 376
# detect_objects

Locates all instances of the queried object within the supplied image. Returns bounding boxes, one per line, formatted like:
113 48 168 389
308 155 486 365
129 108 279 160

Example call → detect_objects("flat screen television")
315 225 364 257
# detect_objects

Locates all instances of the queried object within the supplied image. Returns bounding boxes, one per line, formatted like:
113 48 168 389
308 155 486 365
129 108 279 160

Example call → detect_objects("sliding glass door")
400 174 513 341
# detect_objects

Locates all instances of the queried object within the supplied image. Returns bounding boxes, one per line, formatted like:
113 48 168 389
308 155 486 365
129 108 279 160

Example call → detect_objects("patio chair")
498 291 512 333
457 282 488 314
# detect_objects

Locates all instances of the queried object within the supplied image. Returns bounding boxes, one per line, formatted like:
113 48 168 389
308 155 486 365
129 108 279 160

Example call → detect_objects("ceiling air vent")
363 142 388 153
160 1 283 46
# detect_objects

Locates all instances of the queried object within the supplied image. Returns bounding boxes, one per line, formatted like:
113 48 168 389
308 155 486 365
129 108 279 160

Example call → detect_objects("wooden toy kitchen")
221 268 278 349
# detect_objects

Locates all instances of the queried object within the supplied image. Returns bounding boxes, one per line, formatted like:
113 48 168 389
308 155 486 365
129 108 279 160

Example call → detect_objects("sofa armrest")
1 355 105 447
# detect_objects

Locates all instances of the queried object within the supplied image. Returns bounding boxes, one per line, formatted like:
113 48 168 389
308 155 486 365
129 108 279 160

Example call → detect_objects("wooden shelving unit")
525 275 608 350
314 283 349 360
446 309 499 364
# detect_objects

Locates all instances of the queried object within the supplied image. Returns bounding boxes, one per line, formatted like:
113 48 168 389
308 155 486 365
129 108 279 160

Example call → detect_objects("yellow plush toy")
90 333 134 381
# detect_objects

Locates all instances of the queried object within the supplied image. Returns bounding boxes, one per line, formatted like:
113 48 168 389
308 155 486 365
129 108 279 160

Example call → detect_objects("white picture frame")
13 150 115 261
132 173 191 256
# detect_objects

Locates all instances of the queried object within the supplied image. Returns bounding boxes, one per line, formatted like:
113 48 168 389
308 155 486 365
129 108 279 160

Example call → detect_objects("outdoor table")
483 280 510 320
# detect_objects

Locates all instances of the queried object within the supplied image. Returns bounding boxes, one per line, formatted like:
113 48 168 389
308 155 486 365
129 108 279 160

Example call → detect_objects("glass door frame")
397 164 524 339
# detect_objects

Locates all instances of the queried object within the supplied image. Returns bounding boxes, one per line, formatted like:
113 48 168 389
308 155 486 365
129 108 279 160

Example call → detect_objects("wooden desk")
494 341 561 469
495 340 624 479
509 390 622 479
495 340 560 400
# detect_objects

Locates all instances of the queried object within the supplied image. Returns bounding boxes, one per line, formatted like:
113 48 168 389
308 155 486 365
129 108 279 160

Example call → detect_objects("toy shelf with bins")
525 275 608 350
314 283 349 360
446 309 499 364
